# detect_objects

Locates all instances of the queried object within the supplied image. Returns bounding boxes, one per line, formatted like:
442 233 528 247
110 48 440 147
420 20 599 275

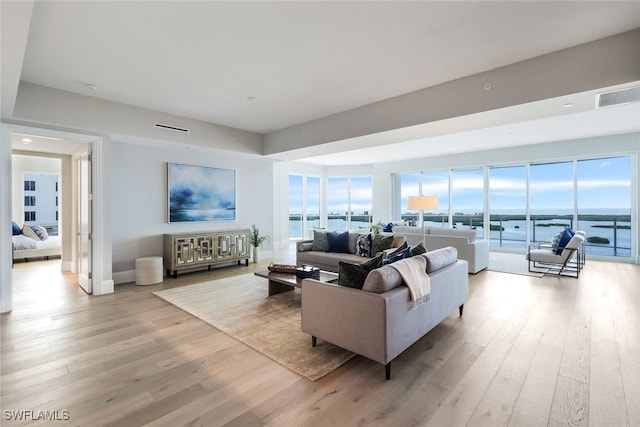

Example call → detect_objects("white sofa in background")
392 225 489 273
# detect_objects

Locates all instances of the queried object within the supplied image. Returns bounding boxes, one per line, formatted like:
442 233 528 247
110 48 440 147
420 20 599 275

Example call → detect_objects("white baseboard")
61 261 72 272
113 270 135 285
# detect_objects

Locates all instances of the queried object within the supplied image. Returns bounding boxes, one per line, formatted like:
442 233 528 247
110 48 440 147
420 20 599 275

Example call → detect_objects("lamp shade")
408 195 438 211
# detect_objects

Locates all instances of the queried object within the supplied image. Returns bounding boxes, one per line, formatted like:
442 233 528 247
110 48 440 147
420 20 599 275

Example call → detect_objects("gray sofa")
301 247 469 379
392 225 489 273
296 232 406 273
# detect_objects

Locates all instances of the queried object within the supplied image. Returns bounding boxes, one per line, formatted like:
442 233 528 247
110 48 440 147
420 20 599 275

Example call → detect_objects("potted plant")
250 224 269 263
370 222 384 235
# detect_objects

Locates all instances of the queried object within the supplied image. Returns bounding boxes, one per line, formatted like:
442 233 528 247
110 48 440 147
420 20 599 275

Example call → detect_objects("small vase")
253 246 259 263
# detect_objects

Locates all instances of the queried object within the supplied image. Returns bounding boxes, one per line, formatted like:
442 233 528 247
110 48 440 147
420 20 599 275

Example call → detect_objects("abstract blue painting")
168 163 236 222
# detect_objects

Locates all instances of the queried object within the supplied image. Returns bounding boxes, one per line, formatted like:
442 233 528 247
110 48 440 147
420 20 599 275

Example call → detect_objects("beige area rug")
153 274 355 381
488 252 547 277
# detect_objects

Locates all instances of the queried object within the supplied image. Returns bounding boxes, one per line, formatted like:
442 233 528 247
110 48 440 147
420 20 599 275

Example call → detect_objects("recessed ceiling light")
86 83 97 91
22 138 32 143
246 96 256 101
483 83 492 91
563 103 573 108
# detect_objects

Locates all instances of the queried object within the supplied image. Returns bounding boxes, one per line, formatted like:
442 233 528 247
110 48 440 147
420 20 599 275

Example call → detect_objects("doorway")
1 123 110 313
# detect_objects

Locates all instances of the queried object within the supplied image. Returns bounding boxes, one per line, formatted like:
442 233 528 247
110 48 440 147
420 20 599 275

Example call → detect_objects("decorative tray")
267 263 298 274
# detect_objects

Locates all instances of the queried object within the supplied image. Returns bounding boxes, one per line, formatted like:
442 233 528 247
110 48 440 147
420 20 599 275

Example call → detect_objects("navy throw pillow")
555 228 575 255
327 231 350 253
12 221 21 235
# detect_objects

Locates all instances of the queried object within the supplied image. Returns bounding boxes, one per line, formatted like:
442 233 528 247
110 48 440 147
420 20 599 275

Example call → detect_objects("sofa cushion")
383 242 410 265
371 234 394 256
429 227 477 242
362 255 427 293
311 230 332 251
348 231 362 254
327 231 350 253
338 255 383 289
422 246 458 273
298 242 313 252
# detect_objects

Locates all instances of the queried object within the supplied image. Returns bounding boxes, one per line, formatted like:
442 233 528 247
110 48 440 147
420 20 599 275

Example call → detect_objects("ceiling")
6 1 640 164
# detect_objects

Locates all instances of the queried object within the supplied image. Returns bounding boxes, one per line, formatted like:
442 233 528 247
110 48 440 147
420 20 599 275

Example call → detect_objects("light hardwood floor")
2 247 639 426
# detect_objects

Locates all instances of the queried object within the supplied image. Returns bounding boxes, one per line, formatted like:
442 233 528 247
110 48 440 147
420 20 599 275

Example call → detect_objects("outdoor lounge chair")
527 231 586 277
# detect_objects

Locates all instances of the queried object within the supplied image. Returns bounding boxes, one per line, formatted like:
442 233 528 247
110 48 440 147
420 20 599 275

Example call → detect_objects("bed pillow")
12 221 21 235
22 224 40 240
31 225 49 241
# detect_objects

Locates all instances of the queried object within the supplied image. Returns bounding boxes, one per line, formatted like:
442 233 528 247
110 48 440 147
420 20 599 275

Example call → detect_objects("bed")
12 234 62 263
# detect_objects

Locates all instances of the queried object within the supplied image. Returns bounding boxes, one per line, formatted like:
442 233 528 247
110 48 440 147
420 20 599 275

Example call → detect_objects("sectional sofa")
392 225 489 273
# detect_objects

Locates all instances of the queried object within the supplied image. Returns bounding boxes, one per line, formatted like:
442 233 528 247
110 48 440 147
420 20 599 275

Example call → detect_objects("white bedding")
12 235 62 260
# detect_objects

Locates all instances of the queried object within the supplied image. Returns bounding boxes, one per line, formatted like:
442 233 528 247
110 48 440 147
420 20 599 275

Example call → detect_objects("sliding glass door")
529 162 574 244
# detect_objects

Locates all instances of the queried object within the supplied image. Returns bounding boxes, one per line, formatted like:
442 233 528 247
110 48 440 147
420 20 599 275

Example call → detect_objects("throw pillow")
327 231 350 253
383 222 394 232
555 228 575 255
356 233 372 257
12 221 21 236
31 225 49 241
410 242 427 256
337 255 383 289
311 230 332 252
21 224 40 241
371 234 394 256
551 230 564 251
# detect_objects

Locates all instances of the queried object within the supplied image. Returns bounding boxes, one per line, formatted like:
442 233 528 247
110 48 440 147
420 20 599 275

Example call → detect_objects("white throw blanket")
389 257 431 308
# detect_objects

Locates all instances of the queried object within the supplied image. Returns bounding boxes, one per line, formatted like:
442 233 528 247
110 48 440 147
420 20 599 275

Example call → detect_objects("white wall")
111 142 275 283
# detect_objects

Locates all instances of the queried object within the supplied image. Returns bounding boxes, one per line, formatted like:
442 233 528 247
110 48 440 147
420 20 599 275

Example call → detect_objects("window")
421 171 450 228
350 176 373 229
451 169 484 235
489 166 526 249
327 177 349 231
24 180 36 191
529 162 574 244
24 196 36 206
288 175 303 238
577 157 631 256
395 155 633 258
24 211 36 222
306 176 321 233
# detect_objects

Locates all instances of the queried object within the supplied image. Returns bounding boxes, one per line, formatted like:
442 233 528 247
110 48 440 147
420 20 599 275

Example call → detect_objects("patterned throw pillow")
551 230 564 251
31 225 49 241
371 234 394 256
356 233 372 257
311 230 331 251
337 255 383 289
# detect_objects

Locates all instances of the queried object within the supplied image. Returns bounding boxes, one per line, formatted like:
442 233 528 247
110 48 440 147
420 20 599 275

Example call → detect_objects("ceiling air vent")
154 122 190 133
596 86 640 108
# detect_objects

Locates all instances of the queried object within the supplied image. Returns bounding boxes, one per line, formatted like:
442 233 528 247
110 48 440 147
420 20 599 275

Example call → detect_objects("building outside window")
23 173 59 235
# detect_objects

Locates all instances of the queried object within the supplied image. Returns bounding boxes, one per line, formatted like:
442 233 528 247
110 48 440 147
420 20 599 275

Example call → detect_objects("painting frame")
167 163 236 223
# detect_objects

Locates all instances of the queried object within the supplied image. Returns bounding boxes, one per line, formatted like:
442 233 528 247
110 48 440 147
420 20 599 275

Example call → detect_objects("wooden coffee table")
254 269 338 296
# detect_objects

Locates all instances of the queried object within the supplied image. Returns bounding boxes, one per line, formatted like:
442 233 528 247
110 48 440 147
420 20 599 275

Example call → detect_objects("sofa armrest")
301 279 389 364
296 240 313 252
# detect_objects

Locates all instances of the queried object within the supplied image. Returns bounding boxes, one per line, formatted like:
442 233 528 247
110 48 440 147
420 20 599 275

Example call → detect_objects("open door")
78 149 92 293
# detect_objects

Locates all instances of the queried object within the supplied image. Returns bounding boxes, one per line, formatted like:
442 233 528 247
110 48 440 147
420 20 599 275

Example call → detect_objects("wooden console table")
164 229 250 278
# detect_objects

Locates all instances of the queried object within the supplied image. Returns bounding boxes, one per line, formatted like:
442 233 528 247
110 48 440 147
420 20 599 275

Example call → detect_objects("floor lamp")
408 195 439 245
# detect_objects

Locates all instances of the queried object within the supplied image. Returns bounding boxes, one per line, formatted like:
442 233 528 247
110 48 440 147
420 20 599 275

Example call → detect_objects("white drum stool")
135 256 163 285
